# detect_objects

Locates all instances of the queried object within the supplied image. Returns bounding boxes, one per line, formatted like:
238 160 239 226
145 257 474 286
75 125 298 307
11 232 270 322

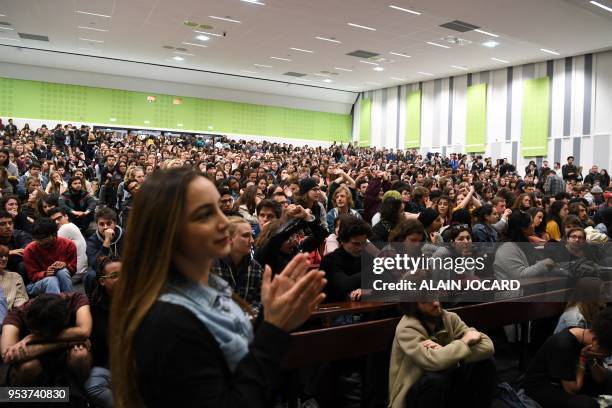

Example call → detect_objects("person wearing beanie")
296 177 329 232
417 208 442 243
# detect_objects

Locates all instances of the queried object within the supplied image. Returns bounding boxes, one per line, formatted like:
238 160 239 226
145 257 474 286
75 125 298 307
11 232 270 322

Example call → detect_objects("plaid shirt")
545 174 566 196
211 254 263 313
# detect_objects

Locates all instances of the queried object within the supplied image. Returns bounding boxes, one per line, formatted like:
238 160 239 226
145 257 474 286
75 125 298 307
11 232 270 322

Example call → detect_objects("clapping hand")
261 253 327 332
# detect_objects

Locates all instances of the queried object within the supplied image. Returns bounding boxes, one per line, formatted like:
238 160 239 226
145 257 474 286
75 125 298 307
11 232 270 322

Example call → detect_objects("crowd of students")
0 118 610 408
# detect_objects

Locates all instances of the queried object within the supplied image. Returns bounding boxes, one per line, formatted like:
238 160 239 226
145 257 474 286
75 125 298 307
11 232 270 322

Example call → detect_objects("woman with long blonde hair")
110 167 326 408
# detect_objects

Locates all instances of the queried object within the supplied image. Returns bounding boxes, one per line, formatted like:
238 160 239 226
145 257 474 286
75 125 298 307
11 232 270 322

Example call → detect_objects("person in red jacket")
23 218 76 296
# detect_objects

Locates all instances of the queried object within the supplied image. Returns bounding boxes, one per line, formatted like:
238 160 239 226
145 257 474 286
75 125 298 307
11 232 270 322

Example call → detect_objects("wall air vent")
439 20 479 32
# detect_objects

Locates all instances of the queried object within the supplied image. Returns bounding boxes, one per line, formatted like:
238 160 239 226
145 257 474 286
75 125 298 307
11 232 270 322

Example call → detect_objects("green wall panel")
465 83 487 153
405 90 421 148
359 98 371 147
521 77 550 157
0 77 351 142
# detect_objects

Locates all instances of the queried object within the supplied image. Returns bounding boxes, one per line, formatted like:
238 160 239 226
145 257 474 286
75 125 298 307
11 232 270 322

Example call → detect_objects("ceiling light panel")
315 36 341 43
389 5 421 15
209 16 241 23
290 47 313 53
182 42 208 48
347 23 376 31
76 11 111 18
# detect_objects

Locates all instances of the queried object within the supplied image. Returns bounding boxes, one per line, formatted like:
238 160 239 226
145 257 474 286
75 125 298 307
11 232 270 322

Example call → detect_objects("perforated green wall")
0 77 351 142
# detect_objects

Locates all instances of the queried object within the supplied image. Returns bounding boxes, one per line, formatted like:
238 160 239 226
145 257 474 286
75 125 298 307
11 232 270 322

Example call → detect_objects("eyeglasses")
101 272 119 280
450 224 469 230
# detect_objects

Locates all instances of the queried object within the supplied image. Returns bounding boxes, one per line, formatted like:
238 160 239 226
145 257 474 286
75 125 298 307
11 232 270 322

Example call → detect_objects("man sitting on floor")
23 218 76 296
388 300 496 408
0 293 92 386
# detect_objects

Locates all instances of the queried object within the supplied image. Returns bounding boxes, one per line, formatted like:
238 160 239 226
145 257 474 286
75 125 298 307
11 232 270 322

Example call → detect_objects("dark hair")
337 215 371 243
0 209 11 220
592 307 612 351
31 217 57 240
96 207 118 222
448 224 472 241
46 207 66 218
528 207 546 236
474 204 495 224
451 208 472 227
37 193 59 216
25 294 70 339
92 255 121 303
506 210 532 242
388 220 425 242
0 194 20 213
256 199 282 219
380 197 403 225
547 200 567 239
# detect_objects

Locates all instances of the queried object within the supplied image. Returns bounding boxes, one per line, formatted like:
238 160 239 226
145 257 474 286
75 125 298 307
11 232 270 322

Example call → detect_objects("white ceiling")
0 0 612 94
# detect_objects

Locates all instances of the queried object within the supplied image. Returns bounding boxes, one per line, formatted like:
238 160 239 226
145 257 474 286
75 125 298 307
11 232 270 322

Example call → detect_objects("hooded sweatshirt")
86 226 124 270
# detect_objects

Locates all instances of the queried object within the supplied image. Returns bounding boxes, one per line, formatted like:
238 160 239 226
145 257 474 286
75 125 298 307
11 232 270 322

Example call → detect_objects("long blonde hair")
109 167 202 408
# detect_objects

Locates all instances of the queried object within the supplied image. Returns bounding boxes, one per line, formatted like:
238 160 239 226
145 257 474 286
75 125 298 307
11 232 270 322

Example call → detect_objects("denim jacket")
159 273 254 372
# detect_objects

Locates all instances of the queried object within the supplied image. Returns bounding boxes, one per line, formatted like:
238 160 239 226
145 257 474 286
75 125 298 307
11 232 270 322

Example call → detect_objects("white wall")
354 50 612 173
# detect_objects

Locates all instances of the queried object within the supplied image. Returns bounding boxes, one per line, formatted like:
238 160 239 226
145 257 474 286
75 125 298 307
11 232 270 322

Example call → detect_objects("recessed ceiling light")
390 77 406 81
0 37 19 41
540 48 560 55
173 56 185 61
78 37 104 43
359 60 378 65
290 47 314 53
491 57 509 63
270 56 291 61
196 35 210 41
209 16 241 23
0 27 14 31
335 67 353 72
347 22 376 31
194 30 222 37
315 36 341 44
474 29 499 38
254 63 272 68
241 70 258 74
590 0 612 12
373 66 385 71
427 41 450 49
76 10 111 18
451 65 468 71
389 51 411 58
323 78 333 83
78 26 108 32
241 0 266 5
182 42 208 48
418 71 434 76
174 51 195 56
482 41 499 48
389 5 421 15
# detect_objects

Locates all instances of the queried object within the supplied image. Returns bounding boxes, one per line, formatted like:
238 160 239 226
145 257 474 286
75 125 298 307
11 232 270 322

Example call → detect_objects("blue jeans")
84 367 113 408
26 268 74 296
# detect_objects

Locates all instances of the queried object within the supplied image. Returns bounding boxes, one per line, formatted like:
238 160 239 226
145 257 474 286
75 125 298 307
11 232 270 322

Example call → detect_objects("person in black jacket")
85 256 119 408
109 167 327 408
0 210 32 283
85 208 124 296
320 215 372 302
59 176 96 232
254 204 328 275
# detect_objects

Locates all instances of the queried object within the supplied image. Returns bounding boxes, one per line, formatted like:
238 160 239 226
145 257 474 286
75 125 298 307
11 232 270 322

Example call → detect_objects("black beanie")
299 177 318 195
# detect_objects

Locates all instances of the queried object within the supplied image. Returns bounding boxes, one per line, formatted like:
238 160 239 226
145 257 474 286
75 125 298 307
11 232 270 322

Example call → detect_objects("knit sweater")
23 237 77 283
388 311 494 408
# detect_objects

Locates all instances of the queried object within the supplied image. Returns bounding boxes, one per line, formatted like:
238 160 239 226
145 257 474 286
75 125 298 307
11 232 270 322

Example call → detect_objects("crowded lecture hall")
0 0 612 407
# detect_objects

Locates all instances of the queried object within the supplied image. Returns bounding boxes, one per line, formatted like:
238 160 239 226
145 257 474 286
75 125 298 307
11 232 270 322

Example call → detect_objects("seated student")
23 218 76 296
0 293 92 386
389 300 495 408
48 207 88 283
524 307 612 408
1 194 33 234
554 277 606 334
0 244 28 323
59 176 97 232
86 256 120 408
211 217 263 313
85 208 124 296
253 199 282 238
326 185 362 232
0 210 32 283
320 215 372 302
